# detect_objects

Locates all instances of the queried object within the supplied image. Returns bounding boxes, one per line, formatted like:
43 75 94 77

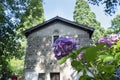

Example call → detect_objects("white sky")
43 0 120 29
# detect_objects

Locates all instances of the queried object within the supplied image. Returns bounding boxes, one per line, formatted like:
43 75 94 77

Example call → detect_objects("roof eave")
23 16 95 38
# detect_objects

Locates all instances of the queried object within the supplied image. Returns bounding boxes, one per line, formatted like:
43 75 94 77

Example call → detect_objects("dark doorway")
50 73 60 80
38 73 45 80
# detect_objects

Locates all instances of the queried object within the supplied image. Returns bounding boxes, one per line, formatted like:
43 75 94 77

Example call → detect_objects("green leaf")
115 52 120 60
58 56 68 64
103 65 115 73
117 41 120 48
96 43 105 50
99 55 108 60
84 44 105 62
71 60 80 67
76 46 89 55
71 60 83 72
69 46 89 59
69 52 77 59
84 46 98 62
103 56 114 62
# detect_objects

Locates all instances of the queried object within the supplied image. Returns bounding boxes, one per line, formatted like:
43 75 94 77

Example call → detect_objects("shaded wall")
24 22 90 80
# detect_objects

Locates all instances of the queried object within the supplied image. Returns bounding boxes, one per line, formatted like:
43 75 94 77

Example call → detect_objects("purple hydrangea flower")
53 37 77 60
98 37 111 47
105 38 112 47
98 37 108 44
109 34 119 44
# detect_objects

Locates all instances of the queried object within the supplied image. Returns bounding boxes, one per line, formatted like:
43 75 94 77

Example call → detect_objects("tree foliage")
18 0 45 56
74 0 105 43
0 0 28 79
0 0 45 79
88 0 120 15
20 0 45 30
9 58 24 78
111 14 120 33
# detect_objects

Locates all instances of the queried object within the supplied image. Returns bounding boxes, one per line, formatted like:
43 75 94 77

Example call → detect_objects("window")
50 73 60 80
38 73 45 80
53 35 59 42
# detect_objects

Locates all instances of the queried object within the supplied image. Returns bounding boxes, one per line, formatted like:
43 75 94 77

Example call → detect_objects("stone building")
23 16 94 80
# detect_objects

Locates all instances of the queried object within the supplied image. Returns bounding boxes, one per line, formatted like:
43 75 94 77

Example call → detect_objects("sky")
43 0 120 29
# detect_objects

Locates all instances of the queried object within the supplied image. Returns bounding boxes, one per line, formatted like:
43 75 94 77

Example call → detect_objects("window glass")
53 35 59 42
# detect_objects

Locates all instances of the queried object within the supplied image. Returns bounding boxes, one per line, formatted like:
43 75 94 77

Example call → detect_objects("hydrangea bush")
53 34 120 80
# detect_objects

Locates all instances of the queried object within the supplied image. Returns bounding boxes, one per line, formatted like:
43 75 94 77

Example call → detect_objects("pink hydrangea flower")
109 34 119 44
78 51 85 59
98 34 119 47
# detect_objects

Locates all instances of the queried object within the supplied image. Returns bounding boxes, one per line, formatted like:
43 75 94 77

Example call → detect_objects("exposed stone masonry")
25 33 90 70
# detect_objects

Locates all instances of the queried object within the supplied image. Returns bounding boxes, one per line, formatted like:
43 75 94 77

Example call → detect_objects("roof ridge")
23 16 94 37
